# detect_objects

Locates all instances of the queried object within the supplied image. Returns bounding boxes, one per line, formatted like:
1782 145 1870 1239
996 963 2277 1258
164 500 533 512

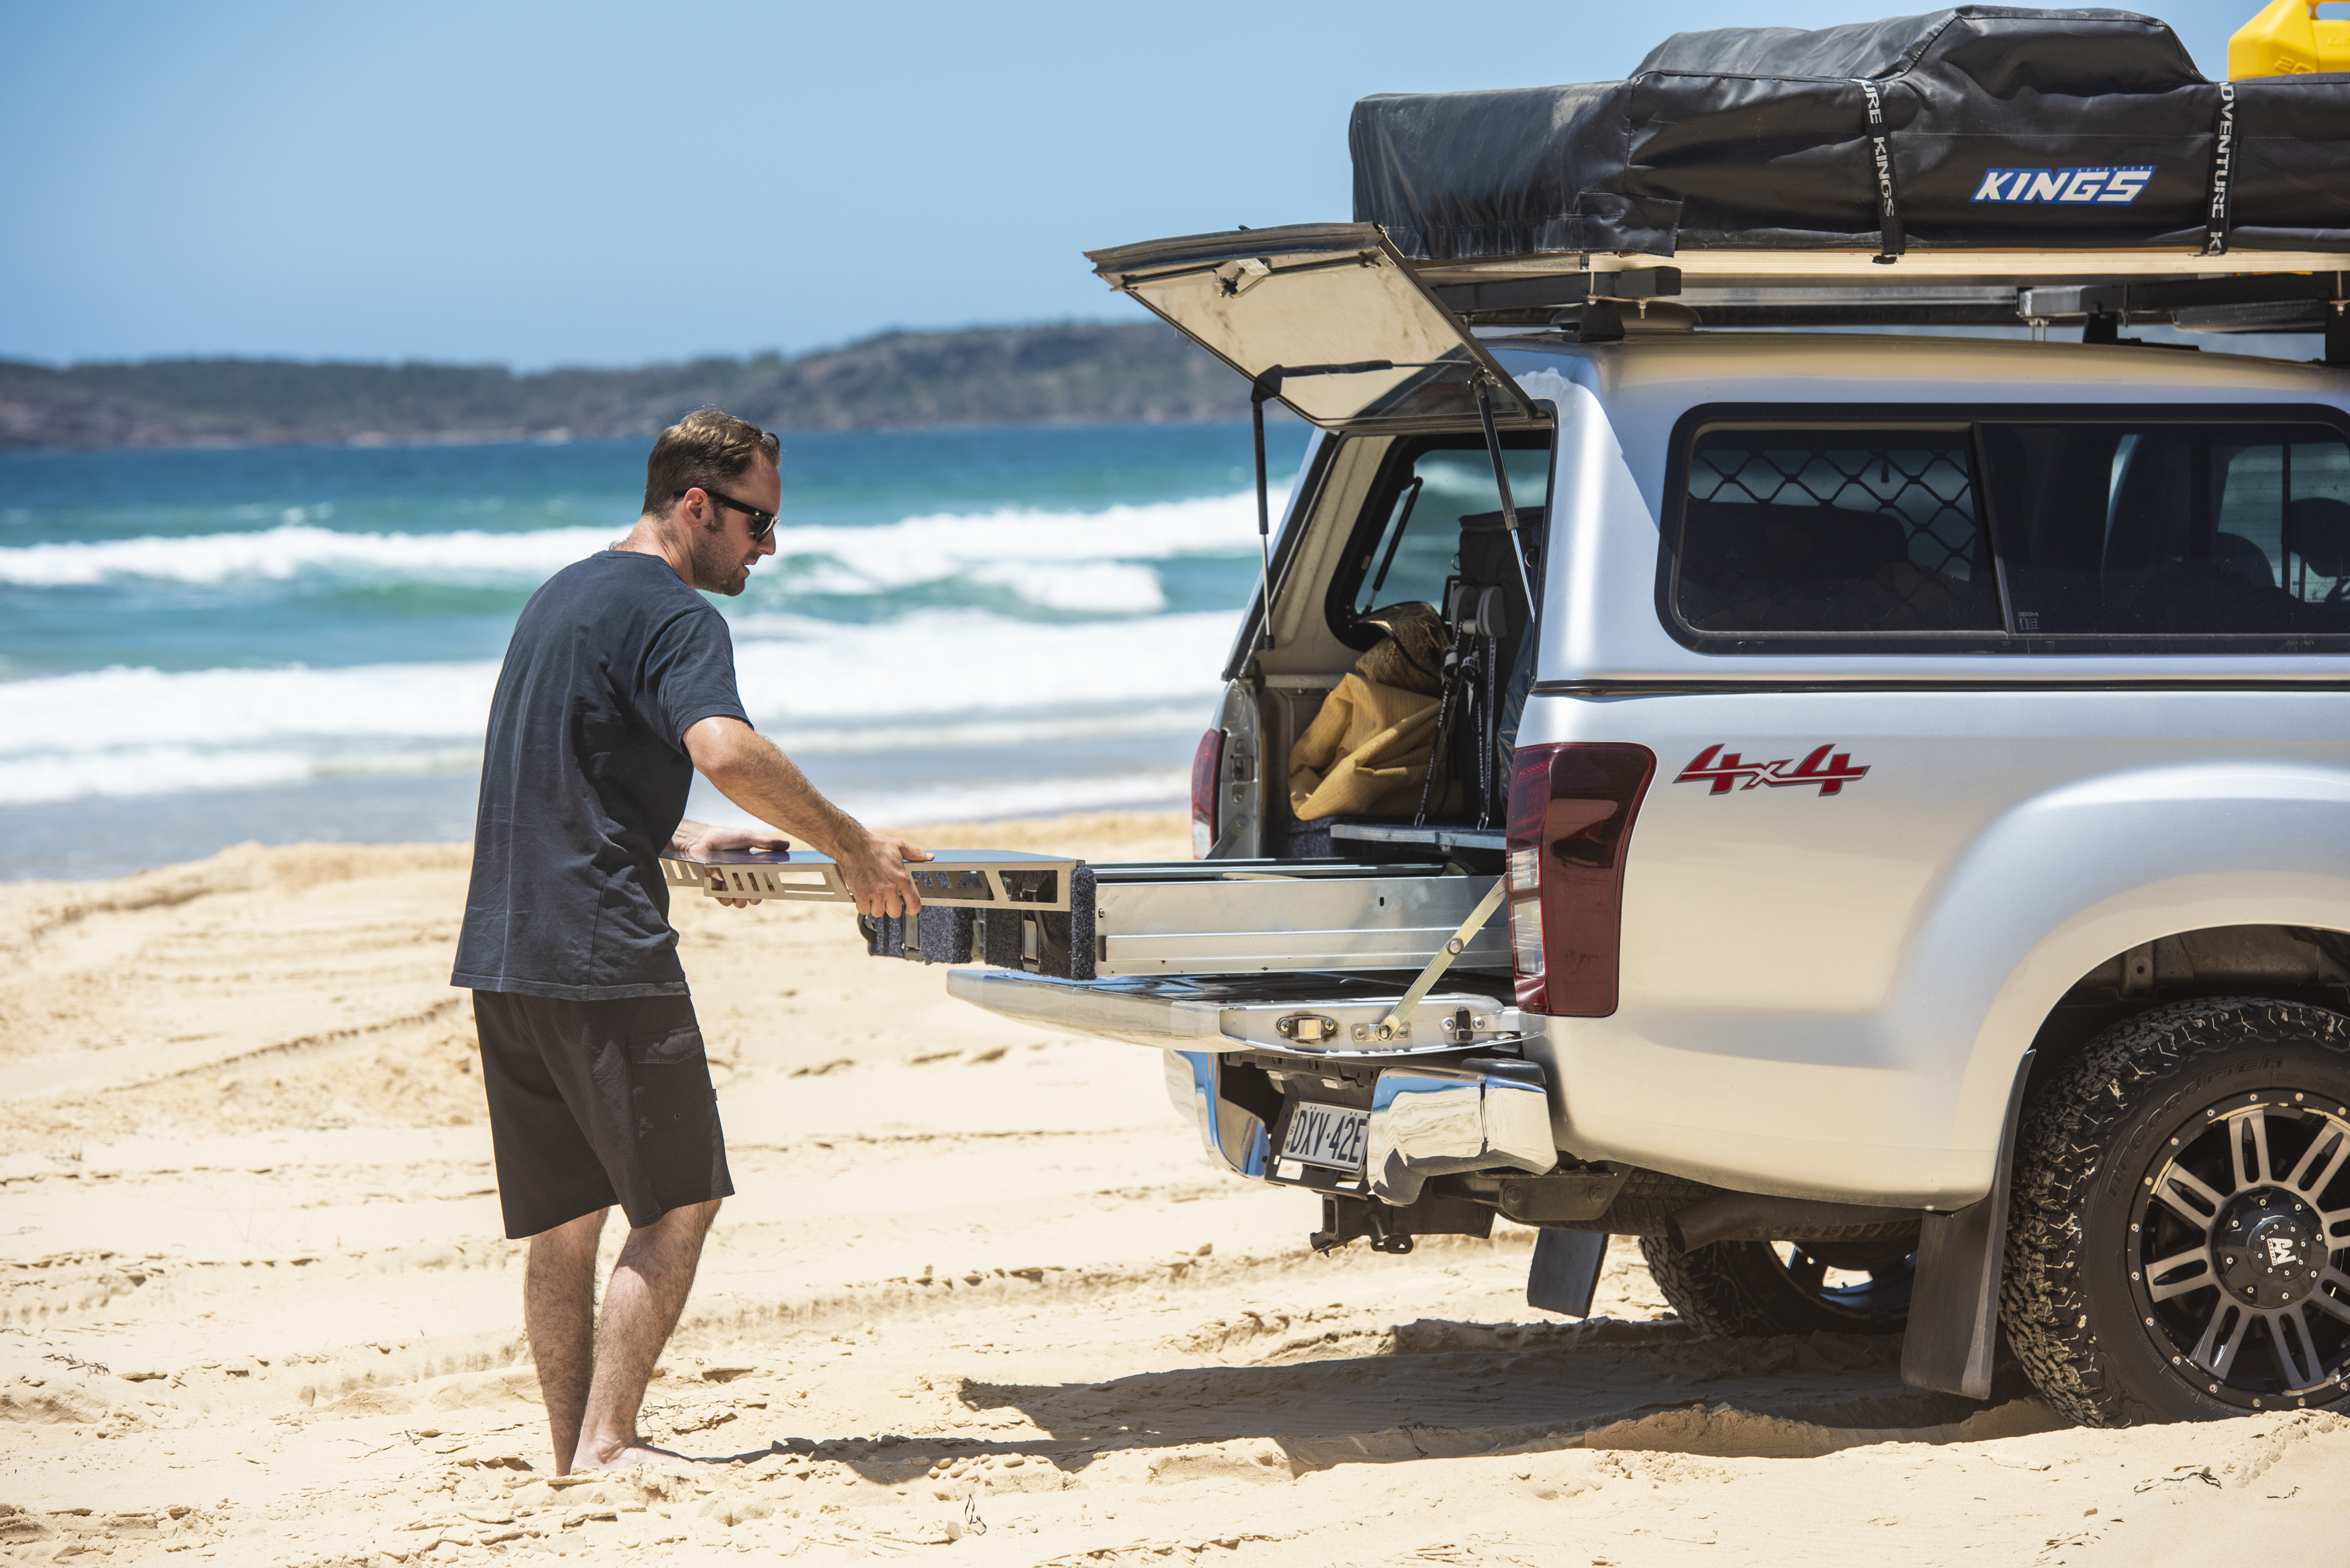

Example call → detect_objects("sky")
1 1 2267 370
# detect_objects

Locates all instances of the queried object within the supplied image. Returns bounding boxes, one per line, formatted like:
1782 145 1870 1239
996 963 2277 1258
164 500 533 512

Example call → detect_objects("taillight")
1506 742 1656 1016
1190 727 1223 859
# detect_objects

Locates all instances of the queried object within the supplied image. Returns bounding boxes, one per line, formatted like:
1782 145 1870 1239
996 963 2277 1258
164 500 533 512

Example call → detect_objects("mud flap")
1525 1228 1608 1318
1900 1049 2035 1400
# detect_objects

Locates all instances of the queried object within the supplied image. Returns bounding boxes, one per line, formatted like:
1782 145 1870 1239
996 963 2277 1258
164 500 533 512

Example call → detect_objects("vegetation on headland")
0 323 1256 450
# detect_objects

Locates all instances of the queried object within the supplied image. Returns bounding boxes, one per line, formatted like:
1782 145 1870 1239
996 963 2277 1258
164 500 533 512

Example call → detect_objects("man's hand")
685 823 792 856
669 820 790 909
837 831 933 921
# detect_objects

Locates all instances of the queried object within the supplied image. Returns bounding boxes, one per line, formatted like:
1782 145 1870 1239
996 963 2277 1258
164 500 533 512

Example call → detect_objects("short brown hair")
641 408 780 518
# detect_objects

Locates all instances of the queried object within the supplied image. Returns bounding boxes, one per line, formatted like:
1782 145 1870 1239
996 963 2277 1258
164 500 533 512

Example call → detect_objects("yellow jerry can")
2230 0 2350 77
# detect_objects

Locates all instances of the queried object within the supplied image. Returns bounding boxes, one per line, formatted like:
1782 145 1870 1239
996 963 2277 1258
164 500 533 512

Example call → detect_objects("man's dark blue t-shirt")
453 550 751 1000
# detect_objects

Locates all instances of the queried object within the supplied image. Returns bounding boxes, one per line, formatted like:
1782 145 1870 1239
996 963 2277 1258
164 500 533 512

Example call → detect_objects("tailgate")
943 967 1528 1054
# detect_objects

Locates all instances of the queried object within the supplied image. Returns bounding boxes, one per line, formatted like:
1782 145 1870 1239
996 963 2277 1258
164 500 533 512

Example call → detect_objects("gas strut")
1246 360 1398 657
1474 376 1542 615
1250 368 1282 650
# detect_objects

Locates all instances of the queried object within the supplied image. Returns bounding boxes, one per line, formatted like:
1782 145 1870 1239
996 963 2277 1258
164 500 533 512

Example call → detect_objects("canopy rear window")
1665 407 2350 654
1086 224 1543 433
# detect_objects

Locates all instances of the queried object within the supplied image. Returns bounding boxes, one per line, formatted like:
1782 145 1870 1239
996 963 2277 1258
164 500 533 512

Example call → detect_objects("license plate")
1282 1101 1370 1173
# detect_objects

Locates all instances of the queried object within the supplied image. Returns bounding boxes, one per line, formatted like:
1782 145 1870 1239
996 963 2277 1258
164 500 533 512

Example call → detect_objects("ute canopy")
1086 224 1544 432
1350 5 2350 262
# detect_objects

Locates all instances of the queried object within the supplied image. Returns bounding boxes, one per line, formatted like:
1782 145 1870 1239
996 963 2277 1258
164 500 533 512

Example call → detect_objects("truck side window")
1981 423 2350 635
1675 428 2000 634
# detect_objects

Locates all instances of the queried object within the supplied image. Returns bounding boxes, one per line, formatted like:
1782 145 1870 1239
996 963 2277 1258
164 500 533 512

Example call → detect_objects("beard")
688 514 756 596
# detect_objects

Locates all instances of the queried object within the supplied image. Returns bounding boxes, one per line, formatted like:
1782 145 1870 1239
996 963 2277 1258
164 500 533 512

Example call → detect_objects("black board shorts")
471 989 735 1239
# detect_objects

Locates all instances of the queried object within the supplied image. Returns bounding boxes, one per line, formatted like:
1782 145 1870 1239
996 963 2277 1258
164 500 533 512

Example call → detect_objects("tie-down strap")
1374 877 1509 1040
1856 79 1906 266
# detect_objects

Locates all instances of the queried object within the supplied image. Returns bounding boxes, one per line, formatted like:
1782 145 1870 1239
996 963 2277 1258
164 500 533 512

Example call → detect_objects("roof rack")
1425 254 2350 352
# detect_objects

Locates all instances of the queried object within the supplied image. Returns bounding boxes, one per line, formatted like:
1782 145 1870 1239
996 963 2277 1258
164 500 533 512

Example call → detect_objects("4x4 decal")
1675 744 1870 796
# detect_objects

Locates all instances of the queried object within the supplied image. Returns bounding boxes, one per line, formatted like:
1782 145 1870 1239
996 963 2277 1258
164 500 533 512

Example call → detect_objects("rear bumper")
1156 1046 1560 1199
1366 1061 1555 1203
945 966 1560 1198
943 966 1540 1054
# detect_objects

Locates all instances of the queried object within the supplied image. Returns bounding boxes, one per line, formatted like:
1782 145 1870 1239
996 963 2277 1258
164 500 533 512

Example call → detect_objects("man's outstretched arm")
681 716 929 919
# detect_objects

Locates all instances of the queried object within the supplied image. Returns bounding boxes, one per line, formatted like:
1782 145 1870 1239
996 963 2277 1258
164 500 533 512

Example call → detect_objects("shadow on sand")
720 1316 2062 1486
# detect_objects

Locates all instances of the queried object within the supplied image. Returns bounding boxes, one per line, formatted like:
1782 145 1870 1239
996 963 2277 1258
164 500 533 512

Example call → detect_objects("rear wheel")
1640 1232 1915 1338
2004 996 2350 1427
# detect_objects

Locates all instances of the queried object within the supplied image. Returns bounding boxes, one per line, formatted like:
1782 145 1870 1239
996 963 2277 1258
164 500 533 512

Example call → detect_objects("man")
452 407 926 1473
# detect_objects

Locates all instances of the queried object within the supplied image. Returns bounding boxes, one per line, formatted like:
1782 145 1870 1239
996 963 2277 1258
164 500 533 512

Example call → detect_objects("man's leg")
523 1207 610 1475
575 1197 722 1469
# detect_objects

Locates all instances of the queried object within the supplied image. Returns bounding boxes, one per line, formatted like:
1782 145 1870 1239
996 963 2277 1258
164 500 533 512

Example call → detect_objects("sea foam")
0 524 621 587
0 491 1274 591
688 769 1197 833
0 609 1237 805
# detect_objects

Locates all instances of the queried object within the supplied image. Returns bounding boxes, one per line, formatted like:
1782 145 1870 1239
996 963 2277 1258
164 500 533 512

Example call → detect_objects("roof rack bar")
1679 285 2018 306
1413 249 2350 288
1433 258 2350 336
2063 273 2347 317
1693 304 2025 328
1436 267 1680 315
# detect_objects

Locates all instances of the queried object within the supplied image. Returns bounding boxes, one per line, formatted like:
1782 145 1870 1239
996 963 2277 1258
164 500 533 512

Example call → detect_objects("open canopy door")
1086 223 1542 432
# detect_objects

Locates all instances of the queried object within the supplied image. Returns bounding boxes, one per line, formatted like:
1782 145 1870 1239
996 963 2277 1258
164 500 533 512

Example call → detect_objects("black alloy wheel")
1640 1232 1916 1338
2006 997 2350 1426
2133 1089 2350 1403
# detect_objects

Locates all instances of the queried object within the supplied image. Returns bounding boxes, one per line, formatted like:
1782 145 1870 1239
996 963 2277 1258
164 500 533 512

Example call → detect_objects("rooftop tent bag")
1348 6 2350 261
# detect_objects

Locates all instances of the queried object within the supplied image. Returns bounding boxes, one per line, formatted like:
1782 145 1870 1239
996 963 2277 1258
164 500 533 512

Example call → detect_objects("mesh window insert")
1677 429 2000 634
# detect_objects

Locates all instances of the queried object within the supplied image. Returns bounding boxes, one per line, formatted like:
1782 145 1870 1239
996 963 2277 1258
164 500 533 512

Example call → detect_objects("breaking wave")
0 609 1235 805
0 491 1273 603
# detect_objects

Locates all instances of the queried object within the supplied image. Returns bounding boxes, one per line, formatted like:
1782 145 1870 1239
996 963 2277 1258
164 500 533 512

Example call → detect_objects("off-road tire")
1639 1233 1914 1338
2002 996 2350 1428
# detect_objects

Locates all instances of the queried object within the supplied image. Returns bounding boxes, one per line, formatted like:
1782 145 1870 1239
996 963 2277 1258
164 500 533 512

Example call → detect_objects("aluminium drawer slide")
664 848 1508 983
884 857 1505 981
1080 861 1505 979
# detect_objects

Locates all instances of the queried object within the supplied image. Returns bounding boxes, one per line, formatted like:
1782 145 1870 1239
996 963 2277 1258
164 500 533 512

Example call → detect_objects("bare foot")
572 1438 687 1472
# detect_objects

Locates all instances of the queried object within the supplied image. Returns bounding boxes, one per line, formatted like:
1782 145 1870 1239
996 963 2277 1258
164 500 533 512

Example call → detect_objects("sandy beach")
4 808 2347 1566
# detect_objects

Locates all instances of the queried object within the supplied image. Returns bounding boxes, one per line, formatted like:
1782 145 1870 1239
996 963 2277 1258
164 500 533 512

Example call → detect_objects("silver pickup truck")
813 222 2350 1430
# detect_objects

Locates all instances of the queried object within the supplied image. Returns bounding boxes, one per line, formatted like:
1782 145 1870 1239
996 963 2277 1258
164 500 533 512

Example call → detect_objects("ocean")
0 423 1309 881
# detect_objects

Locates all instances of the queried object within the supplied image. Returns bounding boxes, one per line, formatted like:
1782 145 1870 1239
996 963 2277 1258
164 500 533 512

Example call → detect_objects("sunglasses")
679 486 778 543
